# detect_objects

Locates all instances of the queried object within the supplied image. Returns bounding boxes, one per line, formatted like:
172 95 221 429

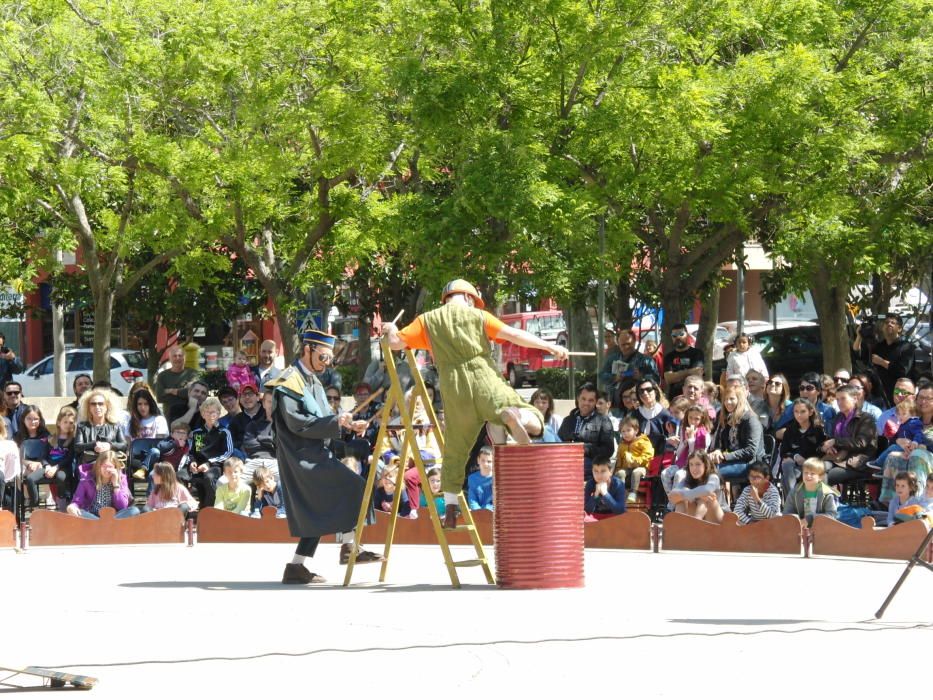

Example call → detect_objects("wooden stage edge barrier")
0 510 16 548
811 515 932 562
661 512 804 555
28 508 185 547
12 507 930 564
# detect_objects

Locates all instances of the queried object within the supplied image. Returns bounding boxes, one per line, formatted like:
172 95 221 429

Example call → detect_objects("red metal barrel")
493 443 584 589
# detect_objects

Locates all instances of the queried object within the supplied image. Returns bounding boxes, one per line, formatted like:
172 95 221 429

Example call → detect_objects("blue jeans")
75 506 141 519
717 461 751 483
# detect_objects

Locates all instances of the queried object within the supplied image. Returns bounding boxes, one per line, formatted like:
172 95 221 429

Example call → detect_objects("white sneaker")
627 492 637 503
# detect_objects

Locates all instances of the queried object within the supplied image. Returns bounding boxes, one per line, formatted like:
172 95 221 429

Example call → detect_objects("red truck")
496 310 567 387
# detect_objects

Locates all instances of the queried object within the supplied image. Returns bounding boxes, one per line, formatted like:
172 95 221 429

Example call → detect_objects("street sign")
295 308 323 334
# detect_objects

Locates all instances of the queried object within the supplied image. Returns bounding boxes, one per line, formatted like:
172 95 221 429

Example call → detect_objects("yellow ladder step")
453 559 486 567
445 524 475 533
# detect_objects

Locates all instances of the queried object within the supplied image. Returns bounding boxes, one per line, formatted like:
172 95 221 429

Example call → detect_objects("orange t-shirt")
397 311 505 351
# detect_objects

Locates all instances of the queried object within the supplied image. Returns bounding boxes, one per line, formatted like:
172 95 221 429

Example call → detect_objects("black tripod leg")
875 526 933 619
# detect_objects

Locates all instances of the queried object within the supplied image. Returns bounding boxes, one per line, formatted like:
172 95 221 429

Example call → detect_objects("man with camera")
0 333 23 388
853 313 914 405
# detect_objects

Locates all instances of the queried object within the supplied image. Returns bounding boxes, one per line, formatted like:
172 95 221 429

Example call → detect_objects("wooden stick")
565 351 596 356
351 386 385 416
392 309 404 324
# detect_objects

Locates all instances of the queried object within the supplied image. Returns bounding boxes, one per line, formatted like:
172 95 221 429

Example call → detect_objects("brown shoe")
442 504 461 530
340 543 385 565
281 563 326 585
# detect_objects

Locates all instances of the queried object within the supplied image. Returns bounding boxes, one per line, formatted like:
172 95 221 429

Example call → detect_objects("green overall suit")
419 303 543 494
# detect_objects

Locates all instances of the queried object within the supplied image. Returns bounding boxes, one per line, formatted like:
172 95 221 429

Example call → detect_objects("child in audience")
874 398 923 466
213 457 251 516
669 450 725 523
887 471 923 527
733 460 782 524
154 420 193 482
596 391 621 438
419 466 445 515
467 446 494 511
145 462 197 516
48 406 77 509
225 350 254 392
614 416 654 504
663 397 690 453
373 461 412 517
584 457 627 517
18 405 53 508
251 465 286 517
66 451 140 519
782 457 837 526
778 398 826 496
190 398 233 508
662 404 711 501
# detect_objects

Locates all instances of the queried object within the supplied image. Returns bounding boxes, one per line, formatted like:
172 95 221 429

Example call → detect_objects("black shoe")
340 543 385 565
442 504 461 530
281 563 326 584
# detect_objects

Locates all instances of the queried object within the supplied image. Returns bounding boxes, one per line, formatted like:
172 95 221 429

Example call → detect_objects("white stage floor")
3 542 930 697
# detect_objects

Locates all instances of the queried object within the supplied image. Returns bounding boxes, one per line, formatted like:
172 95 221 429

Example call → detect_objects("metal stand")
875 525 933 619
343 338 494 588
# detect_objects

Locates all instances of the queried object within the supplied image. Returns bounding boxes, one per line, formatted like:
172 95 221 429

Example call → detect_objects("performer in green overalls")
383 280 569 528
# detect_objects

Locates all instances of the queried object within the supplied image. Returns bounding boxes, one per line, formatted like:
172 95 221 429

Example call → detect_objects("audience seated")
75 390 129 477
782 458 838 526
66 451 140 519
213 457 251 516
821 384 878 487
669 450 726 523
144 461 197 517
584 457 626 518
251 465 286 517
614 416 653 504
558 382 615 482
733 460 782 524
466 446 494 511
777 398 826 496
189 398 233 508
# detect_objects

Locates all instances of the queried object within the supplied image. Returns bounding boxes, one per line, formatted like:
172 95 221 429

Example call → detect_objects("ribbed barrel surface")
493 443 584 589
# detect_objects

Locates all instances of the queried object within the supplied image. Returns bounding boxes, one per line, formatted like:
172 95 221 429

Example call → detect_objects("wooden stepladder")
343 338 494 588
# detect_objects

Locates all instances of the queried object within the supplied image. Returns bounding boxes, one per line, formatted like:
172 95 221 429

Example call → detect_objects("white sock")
291 554 306 565
444 492 459 506
341 531 355 545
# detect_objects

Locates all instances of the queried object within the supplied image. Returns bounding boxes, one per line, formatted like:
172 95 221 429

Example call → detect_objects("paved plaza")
3 542 931 697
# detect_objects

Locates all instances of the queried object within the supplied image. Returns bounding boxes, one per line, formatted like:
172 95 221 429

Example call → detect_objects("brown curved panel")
810 515 931 561
661 511 803 555
0 510 15 548
29 508 185 546
584 511 653 550
196 507 299 543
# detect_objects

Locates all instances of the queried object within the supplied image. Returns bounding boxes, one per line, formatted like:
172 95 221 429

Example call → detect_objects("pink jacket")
71 473 132 513
226 363 253 389
674 427 710 467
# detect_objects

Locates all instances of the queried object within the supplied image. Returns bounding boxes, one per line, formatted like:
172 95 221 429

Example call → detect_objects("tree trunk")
357 314 372 375
92 288 115 384
145 318 163 384
810 276 852 374
614 277 634 331
269 294 300 364
563 302 597 373
696 287 720 380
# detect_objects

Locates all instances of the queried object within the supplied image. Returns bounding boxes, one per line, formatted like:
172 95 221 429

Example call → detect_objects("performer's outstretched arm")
493 324 569 361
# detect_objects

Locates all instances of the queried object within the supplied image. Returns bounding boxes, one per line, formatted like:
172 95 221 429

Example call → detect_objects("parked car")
719 319 817 336
685 323 731 361
712 325 823 388
497 310 566 387
15 348 147 397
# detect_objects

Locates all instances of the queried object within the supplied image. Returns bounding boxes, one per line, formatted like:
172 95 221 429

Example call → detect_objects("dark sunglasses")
5 390 20 396
767 380 783 387
89 401 105 406
798 383 817 391
638 387 654 394
326 395 341 402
